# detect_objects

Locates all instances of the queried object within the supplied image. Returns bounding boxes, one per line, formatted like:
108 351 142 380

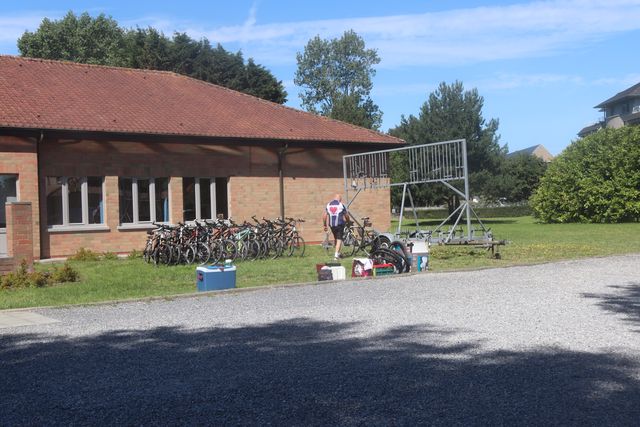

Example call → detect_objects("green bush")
0 259 80 290
68 247 100 261
102 251 118 260
1 260 31 289
52 262 79 283
127 249 143 259
531 127 640 223
30 271 52 288
0 259 61 289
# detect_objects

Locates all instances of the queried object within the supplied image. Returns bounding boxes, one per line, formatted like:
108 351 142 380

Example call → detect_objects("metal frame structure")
343 139 502 250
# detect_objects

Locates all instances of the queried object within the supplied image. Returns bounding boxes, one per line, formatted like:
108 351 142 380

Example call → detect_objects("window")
0 175 18 228
183 177 228 221
119 178 169 224
46 177 104 227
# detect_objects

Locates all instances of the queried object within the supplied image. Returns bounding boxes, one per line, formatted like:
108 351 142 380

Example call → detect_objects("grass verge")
1 216 639 309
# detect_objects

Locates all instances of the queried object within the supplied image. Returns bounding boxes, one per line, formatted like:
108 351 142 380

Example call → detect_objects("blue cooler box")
196 265 237 291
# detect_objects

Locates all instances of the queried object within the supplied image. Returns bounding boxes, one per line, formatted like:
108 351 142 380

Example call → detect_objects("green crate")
373 267 395 276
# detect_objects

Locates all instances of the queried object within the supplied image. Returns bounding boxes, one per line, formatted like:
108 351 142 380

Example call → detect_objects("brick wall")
0 202 34 274
229 176 390 243
29 133 394 257
0 134 40 259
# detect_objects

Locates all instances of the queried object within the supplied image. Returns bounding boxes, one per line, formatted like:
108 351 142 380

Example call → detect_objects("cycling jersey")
326 199 347 227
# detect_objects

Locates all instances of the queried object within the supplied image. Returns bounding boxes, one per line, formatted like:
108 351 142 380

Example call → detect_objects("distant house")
578 81 640 137
507 144 553 162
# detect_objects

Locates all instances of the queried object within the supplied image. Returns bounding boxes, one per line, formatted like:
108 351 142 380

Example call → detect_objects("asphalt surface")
1 254 640 425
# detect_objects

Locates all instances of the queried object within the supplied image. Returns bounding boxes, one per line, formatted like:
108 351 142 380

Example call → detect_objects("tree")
17 11 126 66
295 30 382 129
389 81 506 209
240 59 288 104
530 127 640 223
18 11 287 104
483 154 547 203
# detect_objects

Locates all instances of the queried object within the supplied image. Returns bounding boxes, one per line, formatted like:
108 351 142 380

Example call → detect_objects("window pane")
0 175 17 228
46 177 63 226
87 177 103 224
119 178 133 224
155 178 169 222
215 177 228 218
67 177 83 224
200 178 212 219
182 178 195 221
137 179 150 222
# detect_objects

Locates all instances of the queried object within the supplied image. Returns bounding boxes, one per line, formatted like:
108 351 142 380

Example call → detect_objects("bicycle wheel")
342 229 357 257
169 245 181 265
269 238 283 259
153 244 171 266
286 235 306 257
182 244 196 264
360 230 380 255
195 242 211 264
372 235 391 251
221 239 238 262
208 240 223 265
143 239 154 263
235 240 247 262
321 231 333 256
370 248 406 274
246 239 262 261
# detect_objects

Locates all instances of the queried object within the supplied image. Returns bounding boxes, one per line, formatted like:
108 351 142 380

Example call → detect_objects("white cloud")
4 0 640 68
591 73 640 87
188 0 640 67
474 73 586 90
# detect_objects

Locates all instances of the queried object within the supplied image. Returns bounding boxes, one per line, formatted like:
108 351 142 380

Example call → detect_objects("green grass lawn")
1 216 639 310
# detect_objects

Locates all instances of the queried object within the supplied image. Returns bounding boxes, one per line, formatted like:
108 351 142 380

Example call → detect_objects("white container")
329 266 346 280
412 241 429 253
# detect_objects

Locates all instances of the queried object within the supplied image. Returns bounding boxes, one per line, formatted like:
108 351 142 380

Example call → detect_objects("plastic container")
373 263 395 276
196 265 237 291
416 253 429 271
329 266 346 280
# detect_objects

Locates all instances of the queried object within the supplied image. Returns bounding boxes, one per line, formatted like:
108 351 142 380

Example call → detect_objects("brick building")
0 56 402 261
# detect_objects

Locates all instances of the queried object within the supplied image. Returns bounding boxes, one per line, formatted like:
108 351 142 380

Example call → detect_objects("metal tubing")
406 186 419 230
461 139 472 240
397 183 408 236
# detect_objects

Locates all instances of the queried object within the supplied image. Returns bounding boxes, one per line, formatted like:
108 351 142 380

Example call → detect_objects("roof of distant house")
0 55 403 145
595 81 640 109
578 122 603 138
507 144 554 162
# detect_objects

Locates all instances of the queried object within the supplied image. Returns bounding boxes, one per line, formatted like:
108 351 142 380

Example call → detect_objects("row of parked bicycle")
143 216 306 265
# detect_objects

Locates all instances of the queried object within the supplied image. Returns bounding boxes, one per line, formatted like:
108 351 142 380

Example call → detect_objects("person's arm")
342 204 350 223
322 210 328 231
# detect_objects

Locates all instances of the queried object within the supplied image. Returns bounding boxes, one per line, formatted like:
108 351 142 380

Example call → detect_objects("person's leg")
331 226 344 258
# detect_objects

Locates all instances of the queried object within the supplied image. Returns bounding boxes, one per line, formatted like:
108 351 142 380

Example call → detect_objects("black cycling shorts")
330 225 344 241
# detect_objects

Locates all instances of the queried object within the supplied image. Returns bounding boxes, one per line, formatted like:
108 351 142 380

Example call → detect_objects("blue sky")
2 1 640 155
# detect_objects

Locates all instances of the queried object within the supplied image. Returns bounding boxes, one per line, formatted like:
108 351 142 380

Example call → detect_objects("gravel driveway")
2 254 639 425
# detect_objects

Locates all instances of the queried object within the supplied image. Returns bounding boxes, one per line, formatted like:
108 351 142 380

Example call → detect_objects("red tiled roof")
0 56 403 145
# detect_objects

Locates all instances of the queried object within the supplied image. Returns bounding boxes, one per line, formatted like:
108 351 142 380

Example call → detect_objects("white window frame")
186 177 217 221
47 176 106 230
121 177 169 225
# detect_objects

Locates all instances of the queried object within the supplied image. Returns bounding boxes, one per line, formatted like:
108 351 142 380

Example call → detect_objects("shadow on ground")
1 319 639 425
583 282 640 331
